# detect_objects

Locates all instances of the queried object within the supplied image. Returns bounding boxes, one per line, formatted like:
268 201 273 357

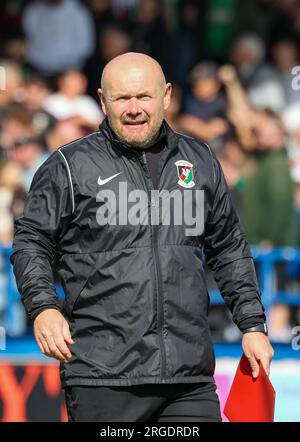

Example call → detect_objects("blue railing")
1 244 300 336
0 245 28 336
208 246 300 312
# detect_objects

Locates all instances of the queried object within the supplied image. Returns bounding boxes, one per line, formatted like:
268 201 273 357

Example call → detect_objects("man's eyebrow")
112 92 153 99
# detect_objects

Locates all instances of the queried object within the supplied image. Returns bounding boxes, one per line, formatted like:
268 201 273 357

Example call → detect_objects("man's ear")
97 88 107 115
163 83 173 111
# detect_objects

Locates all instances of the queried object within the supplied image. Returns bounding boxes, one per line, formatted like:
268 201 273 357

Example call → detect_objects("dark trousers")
64 381 222 422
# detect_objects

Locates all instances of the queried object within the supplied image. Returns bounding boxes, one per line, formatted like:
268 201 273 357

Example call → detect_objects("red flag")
223 353 276 422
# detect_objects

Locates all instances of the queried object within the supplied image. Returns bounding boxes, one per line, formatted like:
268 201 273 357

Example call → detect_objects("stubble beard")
109 115 164 149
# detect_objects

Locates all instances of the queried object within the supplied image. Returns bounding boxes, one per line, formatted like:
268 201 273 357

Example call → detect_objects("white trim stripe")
58 149 75 214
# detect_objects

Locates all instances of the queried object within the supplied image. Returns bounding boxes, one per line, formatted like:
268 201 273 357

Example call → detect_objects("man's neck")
135 128 162 150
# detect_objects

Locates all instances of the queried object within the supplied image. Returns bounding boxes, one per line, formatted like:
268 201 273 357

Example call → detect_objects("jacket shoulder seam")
200 141 216 184
57 131 97 152
174 131 194 140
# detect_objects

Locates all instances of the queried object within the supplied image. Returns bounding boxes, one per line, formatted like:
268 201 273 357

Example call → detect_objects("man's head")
253 109 286 150
231 34 265 69
190 62 221 101
10 137 43 169
97 52 172 148
57 70 87 99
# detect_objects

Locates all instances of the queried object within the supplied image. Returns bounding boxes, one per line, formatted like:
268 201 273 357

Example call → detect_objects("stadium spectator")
43 70 104 130
22 0 96 77
9 137 49 191
271 39 300 109
239 109 297 247
23 75 51 114
0 60 24 117
22 75 56 143
230 34 285 112
0 103 35 159
180 61 229 151
184 62 227 121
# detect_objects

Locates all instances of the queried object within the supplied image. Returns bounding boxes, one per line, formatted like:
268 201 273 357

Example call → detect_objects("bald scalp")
101 52 166 97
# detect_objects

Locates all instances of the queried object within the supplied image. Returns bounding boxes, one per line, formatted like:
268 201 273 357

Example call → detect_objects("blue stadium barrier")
0 245 27 337
1 244 300 337
208 246 300 312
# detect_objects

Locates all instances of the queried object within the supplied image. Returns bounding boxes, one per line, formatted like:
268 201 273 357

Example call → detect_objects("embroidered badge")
175 160 195 188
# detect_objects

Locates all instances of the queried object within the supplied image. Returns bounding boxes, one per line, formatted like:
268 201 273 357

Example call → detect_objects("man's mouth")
124 121 148 127
124 121 148 133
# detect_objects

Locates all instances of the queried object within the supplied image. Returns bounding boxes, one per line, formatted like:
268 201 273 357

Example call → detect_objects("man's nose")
127 97 141 115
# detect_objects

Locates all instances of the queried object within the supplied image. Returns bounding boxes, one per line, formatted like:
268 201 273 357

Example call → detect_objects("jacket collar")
99 117 179 155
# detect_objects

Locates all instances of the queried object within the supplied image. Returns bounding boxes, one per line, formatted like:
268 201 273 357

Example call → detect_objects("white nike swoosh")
98 172 122 185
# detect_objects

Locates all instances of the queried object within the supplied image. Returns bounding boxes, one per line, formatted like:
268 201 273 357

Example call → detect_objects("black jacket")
10 118 266 387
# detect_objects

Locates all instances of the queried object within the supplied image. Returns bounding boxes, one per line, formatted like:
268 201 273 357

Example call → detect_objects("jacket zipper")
135 149 167 381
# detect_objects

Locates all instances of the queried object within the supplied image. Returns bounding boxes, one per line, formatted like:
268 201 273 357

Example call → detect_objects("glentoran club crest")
175 160 195 188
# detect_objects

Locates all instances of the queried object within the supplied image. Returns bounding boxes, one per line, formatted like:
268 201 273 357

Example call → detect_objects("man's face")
193 77 220 101
254 114 285 150
98 66 172 148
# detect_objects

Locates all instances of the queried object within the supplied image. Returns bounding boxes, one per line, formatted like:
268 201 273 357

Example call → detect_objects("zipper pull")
142 150 147 166
151 191 156 208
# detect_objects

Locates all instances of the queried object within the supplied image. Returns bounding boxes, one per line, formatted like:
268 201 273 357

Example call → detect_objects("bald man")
11 52 273 422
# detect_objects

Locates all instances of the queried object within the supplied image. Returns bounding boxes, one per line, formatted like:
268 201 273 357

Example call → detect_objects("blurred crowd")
1 0 300 342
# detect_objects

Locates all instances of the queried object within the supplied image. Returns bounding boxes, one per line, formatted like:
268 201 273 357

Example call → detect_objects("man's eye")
140 96 151 101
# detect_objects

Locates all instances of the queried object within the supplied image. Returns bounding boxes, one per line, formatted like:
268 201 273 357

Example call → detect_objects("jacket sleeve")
10 150 73 321
203 147 266 331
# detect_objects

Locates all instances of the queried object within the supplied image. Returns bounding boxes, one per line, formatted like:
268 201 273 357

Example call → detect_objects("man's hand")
218 64 237 85
33 308 75 363
242 332 274 378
